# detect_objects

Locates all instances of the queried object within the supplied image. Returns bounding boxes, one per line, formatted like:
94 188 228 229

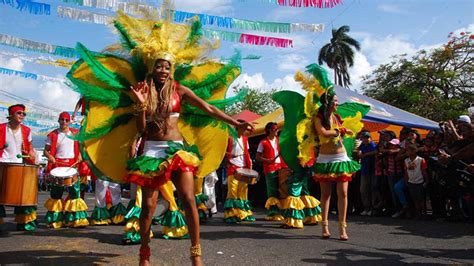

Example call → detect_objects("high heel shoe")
321 220 331 239
339 221 348 241
139 246 151 266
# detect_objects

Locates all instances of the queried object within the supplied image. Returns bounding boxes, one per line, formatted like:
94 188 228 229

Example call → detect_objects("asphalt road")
0 192 473 265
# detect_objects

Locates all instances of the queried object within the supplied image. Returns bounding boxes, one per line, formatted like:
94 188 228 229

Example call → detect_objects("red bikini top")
171 81 181 113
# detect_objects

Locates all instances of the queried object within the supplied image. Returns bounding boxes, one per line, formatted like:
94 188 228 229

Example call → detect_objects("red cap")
8 104 25 116
59 112 71 120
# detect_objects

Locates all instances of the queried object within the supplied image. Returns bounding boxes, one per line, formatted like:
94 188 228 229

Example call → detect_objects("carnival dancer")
272 93 323 229
0 104 37 231
90 178 126 225
273 64 368 236
66 8 253 265
43 111 89 228
256 122 286 221
223 121 255 223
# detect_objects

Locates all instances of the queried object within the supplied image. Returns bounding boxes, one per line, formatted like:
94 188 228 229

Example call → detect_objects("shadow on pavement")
0 249 118 265
347 215 474 239
201 229 315 240
381 248 474 261
302 248 422 265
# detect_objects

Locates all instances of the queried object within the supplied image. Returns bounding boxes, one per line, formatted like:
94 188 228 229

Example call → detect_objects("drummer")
223 119 256 223
0 104 37 231
256 122 287 221
43 111 89 228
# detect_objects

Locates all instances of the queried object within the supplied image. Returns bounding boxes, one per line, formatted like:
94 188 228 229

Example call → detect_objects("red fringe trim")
313 173 353 183
126 156 197 189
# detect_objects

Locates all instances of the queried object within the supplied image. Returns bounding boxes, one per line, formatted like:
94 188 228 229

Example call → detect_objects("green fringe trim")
267 205 280 216
157 210 187 229
224 199 253 211
90 206 111 221
195 194 209 205
281 209 306 220
67 77 133 109
17 221 37 231
14 206 37 215
314 160 360 175
74 42 130 90
45 211 64 224
304 206 322 217
64 210 89 223
122 231 141 244
199 209 207 220
110 203 127 217
124 205 141 220
125 199 136 213
71 113 134 142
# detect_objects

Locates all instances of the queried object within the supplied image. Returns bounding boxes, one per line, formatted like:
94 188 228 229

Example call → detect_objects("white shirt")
1 126 32 163
229 136 248 167
404 156 426 184
45 130 75 159
257 138 281 164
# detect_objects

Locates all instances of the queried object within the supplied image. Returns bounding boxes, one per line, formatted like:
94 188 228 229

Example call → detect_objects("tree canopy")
226 86 279 116
362 32 473 122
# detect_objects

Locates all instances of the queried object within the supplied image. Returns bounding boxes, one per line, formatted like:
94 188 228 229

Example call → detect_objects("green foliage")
318 25 360 88
226 86 280 116
362 32 474 122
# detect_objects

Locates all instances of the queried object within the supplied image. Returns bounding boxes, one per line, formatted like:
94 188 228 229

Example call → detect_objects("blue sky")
0 0 473 111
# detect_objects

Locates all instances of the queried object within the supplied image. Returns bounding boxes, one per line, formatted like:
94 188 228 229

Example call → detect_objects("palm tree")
318 25 360 88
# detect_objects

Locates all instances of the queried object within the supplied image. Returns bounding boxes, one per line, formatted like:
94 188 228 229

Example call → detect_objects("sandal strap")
339 221 347 228
321 220 329 226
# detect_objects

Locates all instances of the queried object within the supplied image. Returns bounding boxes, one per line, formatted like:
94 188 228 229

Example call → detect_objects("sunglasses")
15 112 27 116
59 118 70 122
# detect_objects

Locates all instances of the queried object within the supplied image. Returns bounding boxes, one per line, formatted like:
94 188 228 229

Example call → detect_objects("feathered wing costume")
273 64 370 228
66 10 243 238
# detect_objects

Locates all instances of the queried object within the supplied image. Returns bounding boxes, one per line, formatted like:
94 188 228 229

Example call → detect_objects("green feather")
187 19 203 45
174 64 193 81
113 21 137 52
206 88 248 109
71 113 134 141
67 78 133 109
75 43 130 90
305 64 333 89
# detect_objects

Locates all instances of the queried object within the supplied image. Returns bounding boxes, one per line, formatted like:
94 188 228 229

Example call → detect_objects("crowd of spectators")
349 114 474 221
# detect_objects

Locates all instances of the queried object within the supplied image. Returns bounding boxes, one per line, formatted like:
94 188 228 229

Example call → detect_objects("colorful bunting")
0 51 74 68
0 66 64 82
60 0 324 33
1 0 51 15
247 0 343 8
57 6 294 48
0 33 79 58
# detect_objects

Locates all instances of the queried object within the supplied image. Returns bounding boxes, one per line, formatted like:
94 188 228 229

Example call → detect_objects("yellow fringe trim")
111 215 125 225
64 198 89 212
197 203 207 212
304 215 322 225
162 225 189 238
66 218 89 228
15 212 37 224
280 196 305 210
314 172 353 179
44 198 65 212
91 219 110 226
283 217 304 229
48 221 64 229
265 197 281 209
265 214 284 221
124 218 153 238
129 151 201 178
224 208 253 220
300 195 320 209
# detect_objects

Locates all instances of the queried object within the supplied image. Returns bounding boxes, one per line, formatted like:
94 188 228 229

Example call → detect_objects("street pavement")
0 192 473 265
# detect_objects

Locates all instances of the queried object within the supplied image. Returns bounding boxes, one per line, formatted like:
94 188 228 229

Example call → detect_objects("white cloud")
377 4 408 15
453 23 474 35
277 53 309 72
229 72 302 95
348 52 372 91
173 0 233 14
0 55 25 70
38 80 79 111
360 34 418 65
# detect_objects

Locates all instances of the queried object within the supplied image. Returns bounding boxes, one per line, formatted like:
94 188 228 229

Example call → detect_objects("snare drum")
0 163 38 206
50 167 79 187
234 168 259 185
